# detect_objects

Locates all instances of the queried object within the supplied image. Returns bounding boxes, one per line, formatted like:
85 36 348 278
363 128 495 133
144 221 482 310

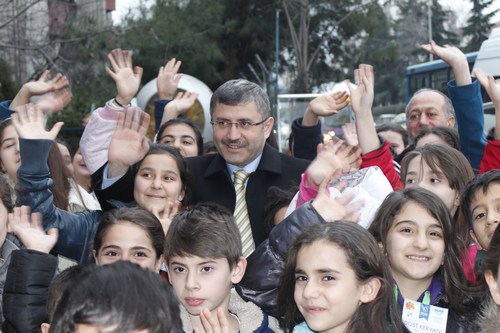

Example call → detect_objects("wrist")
157 90 174 100
114 97 131 108
302 106 319 126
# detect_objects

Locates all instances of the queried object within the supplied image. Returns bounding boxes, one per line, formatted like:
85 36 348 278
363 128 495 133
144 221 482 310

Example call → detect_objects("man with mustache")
185 79 309 251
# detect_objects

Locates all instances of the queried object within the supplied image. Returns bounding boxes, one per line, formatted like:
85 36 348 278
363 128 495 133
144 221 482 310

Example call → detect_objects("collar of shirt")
227 154 263 185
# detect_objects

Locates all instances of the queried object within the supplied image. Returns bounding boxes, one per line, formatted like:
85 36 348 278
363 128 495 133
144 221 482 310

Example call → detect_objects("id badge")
401 298 448 333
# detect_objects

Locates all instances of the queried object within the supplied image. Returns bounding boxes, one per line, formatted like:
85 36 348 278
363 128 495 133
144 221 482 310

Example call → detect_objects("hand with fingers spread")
194 308 230 333
107 107 150 178
35 88 72 114
307 140 345 188
8 206 58 253
161 91 199 125
11 70 70 109
420 40 471 85
11 104 63 140
106 49 143 106
150 200 181 235
311 176 363 223
302 91 350 126
157 58 183 100
342 122 359 147
475 67 500 140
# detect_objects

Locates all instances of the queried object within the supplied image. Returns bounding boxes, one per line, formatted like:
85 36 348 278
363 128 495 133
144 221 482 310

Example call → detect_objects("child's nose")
302 281 319 299
185 272 200 290
412 232 429 249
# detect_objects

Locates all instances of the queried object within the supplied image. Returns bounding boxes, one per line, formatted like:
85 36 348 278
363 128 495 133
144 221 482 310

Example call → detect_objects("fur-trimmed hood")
180 289 282 332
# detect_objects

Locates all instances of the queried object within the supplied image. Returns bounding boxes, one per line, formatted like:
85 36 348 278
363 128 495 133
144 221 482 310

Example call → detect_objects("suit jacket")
185 144 309 245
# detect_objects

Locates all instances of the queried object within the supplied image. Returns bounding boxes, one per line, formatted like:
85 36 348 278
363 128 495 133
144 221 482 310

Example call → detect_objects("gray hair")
405 88 455 119
210 79 271 117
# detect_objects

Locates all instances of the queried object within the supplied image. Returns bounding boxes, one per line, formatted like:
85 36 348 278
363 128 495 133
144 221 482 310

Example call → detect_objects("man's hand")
420 40 471 85
8 206 58 254
157 58 182 100
105 49 143 106
12 104 63 140
107 107 150 178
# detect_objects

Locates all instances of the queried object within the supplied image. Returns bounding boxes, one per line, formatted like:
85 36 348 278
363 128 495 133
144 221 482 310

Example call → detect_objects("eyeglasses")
210 117 269 130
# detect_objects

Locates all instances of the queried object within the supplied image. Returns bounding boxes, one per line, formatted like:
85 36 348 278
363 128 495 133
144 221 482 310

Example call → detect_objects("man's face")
211 101 274 167
406 91 455 139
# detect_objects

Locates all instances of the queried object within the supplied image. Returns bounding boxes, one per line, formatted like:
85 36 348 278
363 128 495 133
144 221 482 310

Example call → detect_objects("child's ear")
155 254 164 273
92 249 98 263
163 257 172 284
41 323 50 333
485 269 500 306
360 277 381 304
469 229 483 250
230 256 247 284
453 195 460 208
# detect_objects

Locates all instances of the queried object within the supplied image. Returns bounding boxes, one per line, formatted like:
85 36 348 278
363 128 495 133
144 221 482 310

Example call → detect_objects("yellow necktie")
233 170 255 257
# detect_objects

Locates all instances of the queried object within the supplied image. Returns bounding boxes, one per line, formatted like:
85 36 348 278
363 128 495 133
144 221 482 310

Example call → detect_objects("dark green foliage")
463 0 498 52
0 59 19 100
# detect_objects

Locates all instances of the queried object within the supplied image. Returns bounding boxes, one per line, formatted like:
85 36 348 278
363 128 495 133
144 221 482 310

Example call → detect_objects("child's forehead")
471 182 500 205
168 254 229 265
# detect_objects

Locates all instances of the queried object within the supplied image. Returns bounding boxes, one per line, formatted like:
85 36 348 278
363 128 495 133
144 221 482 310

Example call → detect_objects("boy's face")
166 255 246 316
470 182 500 250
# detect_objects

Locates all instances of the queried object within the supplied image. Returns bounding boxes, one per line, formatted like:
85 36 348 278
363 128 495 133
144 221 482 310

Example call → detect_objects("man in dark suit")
186 79 309 248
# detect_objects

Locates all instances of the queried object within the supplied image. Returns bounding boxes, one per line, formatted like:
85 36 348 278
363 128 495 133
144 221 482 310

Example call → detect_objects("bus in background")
405 27 500 134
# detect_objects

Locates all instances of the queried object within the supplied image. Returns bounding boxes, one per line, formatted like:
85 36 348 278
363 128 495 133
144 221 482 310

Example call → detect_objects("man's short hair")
164 202 242 268
210 79 271 118
405 88 455 119
49 262 182 333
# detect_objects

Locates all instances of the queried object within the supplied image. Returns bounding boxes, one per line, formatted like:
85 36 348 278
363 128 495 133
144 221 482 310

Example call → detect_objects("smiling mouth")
305 306 325 314
146 195 166 199
407 255 430 261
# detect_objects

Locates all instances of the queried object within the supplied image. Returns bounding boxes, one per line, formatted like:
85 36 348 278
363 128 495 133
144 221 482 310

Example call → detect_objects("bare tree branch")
0 0 42 30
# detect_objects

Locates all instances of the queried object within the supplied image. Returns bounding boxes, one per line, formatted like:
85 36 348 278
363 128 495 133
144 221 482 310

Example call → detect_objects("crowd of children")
0 39 497 333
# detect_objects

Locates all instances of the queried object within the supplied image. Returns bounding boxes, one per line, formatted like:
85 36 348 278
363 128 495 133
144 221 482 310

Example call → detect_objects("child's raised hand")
8 206 58 253
11 104 63 140
308 91 349 118
24 70 69 97
149 200 181 235
105 49 143 106
195 307 230 333
312 176 364 223
474 68 500 106
307 140 345 188
107 107 150 178
157 58 183 100
35 87 72 114
346 64 374 116
161 91 199 124
342 122 359 147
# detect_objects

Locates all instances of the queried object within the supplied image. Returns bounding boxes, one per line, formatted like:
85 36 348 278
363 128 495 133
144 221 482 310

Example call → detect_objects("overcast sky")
112 0 500 28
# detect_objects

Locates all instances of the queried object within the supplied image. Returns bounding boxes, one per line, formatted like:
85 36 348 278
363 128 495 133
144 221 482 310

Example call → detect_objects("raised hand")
342 122 359 147
12 104 63 140
475 67 500 139
11 70 69 109
307 140 345 188
35 87 72 114
311 176 363 223
347 64 374 116
194 308 230 333
161 91 199 124
8 206 58 253
107 107 150 178
150 200 181 235
302 91 350 126
420 40 471 85
105 49 143 106
157 58 182 100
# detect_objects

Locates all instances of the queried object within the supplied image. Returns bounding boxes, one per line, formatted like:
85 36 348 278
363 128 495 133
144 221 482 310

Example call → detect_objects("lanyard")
394 285 431 305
